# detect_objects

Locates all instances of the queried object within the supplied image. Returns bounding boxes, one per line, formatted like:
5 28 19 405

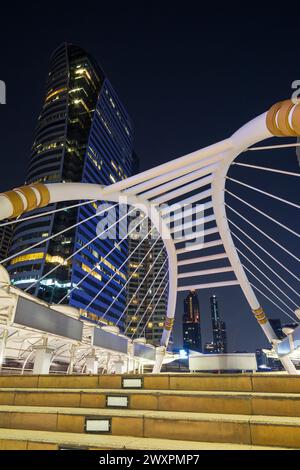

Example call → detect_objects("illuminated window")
46 254 69 266
11 252 44 265
99 257 126 281
109 97 116 108
129 263 139 269
45 87 67 103
81 263 102 282
72 98 91 113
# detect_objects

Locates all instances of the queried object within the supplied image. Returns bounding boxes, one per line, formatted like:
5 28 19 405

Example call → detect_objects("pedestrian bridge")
0 98 299 374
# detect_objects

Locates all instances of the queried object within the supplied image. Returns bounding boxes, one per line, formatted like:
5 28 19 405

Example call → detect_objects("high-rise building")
124 153 169 346
210 295 227 353
125 218 168 346
182 290 202 352
0 225 13 261
7 43 135 327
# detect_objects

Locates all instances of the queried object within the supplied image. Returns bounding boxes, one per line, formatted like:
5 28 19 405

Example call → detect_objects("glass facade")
8 43 135 327
210 294 227 353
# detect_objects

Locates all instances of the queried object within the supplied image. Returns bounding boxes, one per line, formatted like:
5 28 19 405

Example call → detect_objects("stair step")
0 428 287 450
1 388 300 417
0 373 300 393
0 405 299 447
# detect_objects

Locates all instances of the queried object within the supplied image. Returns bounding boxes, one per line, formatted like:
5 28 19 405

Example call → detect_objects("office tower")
7 43 135 327
0 225 13 261
125 218 168 346
182 290 202 352
210 294 227 353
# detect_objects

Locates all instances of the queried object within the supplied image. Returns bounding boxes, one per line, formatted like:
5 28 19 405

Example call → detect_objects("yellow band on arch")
1 183 50 219
266 99 300 137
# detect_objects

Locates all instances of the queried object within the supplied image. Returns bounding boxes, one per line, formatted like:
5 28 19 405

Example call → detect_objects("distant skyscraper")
182 290 202 352
210 295 227 353
7 43 135 327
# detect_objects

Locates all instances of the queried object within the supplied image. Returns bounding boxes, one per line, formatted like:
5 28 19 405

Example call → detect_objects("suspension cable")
0 200 96 228
139 282 169 339
237 247 299 308
230 227 300 299
226 190 300 239
232 162 300 178
25 206 136 292
82 217 154 312
245 142 300 152
132 271 169 338
100 233 161 323
125 258 168 335
250 282 298 322
227 216 300 282
1 203 118 265
242 264 296 316
226 203 300 263
227 177 300 210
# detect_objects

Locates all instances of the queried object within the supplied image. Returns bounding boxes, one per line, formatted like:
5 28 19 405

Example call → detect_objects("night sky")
0 4 299 352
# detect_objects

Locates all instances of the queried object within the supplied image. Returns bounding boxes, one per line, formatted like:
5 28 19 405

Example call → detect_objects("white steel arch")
0 99 299 373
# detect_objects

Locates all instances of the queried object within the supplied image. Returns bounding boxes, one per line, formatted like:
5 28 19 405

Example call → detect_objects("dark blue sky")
0 3 299 351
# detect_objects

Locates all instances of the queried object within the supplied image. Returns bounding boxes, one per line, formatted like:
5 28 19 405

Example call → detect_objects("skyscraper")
125 218 168 346
7 43 135 327
210 295 227 353
182 290 202 352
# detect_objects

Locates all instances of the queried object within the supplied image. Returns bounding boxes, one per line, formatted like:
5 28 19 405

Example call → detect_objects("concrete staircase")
0 373 300 450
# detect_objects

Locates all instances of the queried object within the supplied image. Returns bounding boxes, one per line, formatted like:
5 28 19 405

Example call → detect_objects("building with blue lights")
8 43 135 327
182 290 202 353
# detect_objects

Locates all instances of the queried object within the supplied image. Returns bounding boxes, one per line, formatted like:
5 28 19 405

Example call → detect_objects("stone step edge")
1 405 300 426
1 388 300 398
0 428 290 451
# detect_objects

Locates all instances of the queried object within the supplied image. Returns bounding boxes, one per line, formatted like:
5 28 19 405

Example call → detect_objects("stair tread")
1 387 300 398
0 428 289 450
1 405 300 425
